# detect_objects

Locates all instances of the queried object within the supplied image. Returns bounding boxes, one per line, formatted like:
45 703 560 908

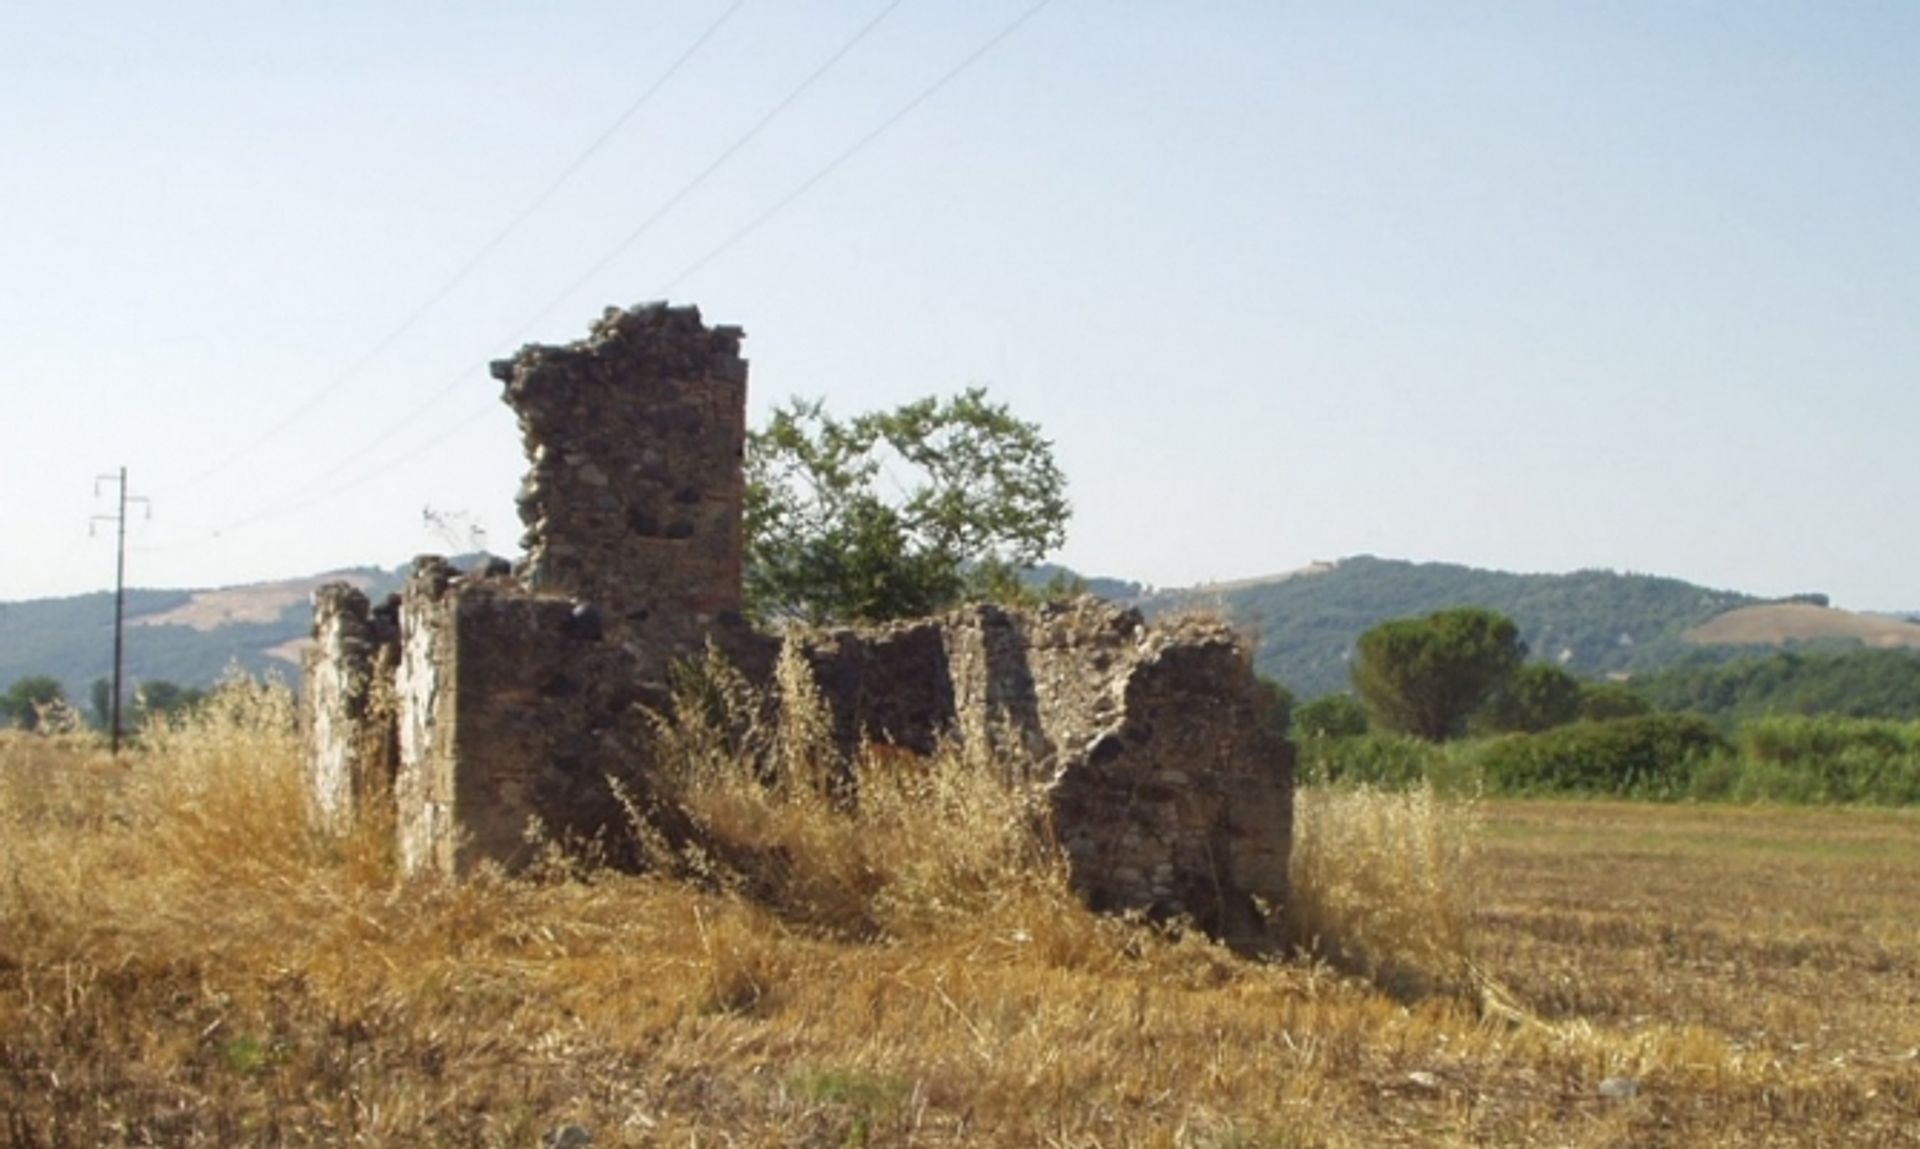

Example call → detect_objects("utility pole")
92 468 149 754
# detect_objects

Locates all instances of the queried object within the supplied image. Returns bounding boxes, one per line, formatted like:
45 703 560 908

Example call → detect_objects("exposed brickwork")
391 558 653 877
494 303 747 678
303 302 1294 948
805 601 1294 946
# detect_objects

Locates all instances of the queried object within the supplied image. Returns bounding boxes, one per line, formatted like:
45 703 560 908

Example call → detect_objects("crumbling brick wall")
303 302 1294 947
804 601 1293 947
496 304 748 680
307 304 745 874
390 558 652 876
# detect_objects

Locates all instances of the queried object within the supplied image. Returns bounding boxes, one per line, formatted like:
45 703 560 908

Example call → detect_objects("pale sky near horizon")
5 2 1916 609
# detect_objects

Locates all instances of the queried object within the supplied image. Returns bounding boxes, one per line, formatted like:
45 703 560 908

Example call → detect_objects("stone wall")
495 303 747 683
301 584 398 829
309 304 747 876
391 558 653 877
303 301 1294 949
804 601 1293 947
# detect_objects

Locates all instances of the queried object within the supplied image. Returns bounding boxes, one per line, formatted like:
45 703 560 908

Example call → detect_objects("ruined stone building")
304 303 1295 948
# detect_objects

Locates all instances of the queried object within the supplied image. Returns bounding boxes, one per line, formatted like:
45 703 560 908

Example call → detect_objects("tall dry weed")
1285 783 1483 999
641 639 1070 940
130 672 330 884
0 673 401 987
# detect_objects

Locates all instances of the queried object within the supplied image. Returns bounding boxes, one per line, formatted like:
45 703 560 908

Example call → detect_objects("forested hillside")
1636 648 1920 722
0 567 405 701
2 554 1897 709
0 589 195 699
1147 556 1761 698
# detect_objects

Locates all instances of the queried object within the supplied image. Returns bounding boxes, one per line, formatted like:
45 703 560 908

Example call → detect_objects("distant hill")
1 552 1907 706
1020 563 1145 604
0 566 407 703
1682 603 1920 650
1138 555 1776 698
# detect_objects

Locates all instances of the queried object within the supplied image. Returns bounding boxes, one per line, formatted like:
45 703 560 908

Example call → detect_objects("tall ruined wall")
805 599 1294 949
494 302 747 671
302 300 1294 950
392 559 654 878
307 303 750 875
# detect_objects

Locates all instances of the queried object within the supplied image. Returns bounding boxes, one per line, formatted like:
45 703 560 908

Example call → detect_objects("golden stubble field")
1 690 1916 1148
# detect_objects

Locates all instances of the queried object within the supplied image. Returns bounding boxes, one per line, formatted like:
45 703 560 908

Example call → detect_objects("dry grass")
1285 786 1483 1001
1683 602 1920 649
3 680 1918 1146
630 640 1066 942
1477 802 1920 1064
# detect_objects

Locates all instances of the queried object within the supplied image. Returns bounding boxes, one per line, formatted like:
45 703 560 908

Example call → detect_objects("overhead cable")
159 0 750 497
663 0 1056 292
176 0 1057 549
187 0 915 541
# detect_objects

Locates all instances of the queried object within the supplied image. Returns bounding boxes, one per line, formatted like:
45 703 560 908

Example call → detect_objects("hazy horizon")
6 551 1911 619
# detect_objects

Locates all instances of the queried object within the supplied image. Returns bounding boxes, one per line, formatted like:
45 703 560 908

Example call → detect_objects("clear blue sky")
5 1 1916 608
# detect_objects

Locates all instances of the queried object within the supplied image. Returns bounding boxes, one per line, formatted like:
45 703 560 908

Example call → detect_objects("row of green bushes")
1296 714 1920 806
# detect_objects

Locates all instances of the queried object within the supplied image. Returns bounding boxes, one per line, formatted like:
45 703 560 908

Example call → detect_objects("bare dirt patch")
1684 602 1920 649
128 573 373 632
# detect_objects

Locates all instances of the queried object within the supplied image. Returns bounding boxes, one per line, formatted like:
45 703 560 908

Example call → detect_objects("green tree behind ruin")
1352 608 1525 741
745 388 1070 625
1479 662 1584 733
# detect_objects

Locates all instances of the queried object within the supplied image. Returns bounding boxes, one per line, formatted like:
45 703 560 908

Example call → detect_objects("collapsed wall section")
301 300 1295 949
806 599 1294 949
1038 608 1295 945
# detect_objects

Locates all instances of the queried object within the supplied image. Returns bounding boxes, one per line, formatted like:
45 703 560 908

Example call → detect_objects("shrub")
1296 731 1483 796
1301 732 1433 789
1731 715 1920 805
1578 681 1652 722
1294 693 1369 739
1478 663 1583 733
1476 713 1730 799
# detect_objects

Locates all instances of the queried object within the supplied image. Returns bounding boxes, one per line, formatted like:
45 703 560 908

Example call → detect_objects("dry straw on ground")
2 672 1916 1146
1285 784 1484 1001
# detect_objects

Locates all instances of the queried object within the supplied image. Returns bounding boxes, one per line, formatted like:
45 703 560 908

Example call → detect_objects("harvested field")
2 702 1916 1146
127 573 374 632
1685 603 1920 649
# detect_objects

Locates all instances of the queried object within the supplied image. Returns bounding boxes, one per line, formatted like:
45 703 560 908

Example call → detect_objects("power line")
161 0 1058 551
240 0 911 511
214 398 503 538
159 0 750 498
511 0 911 337
179 0 916 544
663 0 1058 292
